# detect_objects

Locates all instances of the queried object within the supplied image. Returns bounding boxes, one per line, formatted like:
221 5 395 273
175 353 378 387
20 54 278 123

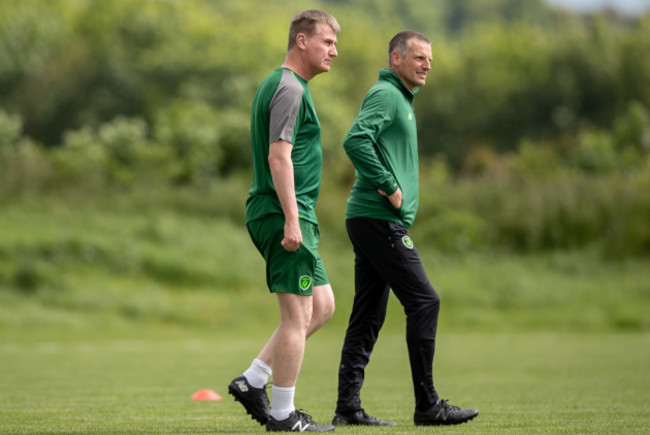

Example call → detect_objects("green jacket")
344 68 420 228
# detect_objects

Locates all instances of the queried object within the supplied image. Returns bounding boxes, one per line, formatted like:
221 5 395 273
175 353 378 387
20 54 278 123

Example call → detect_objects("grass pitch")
1 204 648 433
1 330 648 434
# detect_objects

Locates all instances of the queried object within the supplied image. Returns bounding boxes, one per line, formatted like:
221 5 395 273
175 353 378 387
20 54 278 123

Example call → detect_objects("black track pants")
336 217 441 413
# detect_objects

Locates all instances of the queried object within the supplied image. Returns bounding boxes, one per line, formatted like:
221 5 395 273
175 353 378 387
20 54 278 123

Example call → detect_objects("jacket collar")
378 68 418 100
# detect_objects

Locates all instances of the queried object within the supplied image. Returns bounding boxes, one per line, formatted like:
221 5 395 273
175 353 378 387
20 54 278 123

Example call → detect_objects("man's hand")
378 188 402 209
282 218 302 252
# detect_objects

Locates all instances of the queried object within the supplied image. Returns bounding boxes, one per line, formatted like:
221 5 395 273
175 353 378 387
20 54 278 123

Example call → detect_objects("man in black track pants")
331 30 479 427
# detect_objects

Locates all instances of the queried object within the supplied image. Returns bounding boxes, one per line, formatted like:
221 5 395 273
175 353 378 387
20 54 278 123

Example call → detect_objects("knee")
426 291 441 314
431 290 441 308
424 285 440 307
314 295 335 323
280 307 312 333
312 284 335 323
326 298 335 320
408 288 440 316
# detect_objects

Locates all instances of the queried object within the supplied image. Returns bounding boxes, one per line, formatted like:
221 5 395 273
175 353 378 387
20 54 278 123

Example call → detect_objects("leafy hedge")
1 0 649 258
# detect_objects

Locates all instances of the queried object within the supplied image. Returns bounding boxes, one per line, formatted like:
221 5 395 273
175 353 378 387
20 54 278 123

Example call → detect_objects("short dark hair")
388 30 430 67
288 10 340 51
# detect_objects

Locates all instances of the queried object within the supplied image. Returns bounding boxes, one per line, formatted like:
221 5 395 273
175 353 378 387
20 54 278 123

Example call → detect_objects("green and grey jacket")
344 68 420 228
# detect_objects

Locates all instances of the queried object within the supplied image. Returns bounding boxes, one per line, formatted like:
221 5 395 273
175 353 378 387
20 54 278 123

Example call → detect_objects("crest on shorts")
402 236 414 249
299 275 313 292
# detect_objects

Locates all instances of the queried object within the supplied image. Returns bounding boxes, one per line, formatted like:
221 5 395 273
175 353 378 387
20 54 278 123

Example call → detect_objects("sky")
545 0 650 15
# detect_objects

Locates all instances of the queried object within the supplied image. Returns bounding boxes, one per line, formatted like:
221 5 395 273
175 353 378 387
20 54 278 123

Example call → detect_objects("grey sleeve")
269 70 303 144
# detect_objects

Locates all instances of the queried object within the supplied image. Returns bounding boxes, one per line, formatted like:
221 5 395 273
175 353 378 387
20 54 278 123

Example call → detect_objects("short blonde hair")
288 9 340 51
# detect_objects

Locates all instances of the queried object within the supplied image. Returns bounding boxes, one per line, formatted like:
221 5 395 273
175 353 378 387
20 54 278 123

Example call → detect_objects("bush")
0 110 52 196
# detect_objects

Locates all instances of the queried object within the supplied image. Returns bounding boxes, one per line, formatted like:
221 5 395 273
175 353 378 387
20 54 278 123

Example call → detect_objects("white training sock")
243 359 272 389
270 385 295 421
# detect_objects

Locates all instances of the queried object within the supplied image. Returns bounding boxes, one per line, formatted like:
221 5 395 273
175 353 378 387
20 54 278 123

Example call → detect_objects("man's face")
303 23 338 76
392 38 432 91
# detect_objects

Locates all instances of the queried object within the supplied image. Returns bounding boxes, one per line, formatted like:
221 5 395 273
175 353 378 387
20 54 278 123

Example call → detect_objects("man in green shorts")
228 9 339 433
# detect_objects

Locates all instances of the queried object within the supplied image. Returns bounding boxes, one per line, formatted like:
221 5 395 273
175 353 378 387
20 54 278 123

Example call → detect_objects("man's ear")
296 33 307 49
390 50 401 67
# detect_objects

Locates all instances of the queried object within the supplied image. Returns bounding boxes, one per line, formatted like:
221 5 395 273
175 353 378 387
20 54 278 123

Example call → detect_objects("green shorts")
247 214 329 295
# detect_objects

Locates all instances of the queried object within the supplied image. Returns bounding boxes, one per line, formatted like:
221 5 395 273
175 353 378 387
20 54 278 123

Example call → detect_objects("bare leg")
256 284 335 367
307 284 335 338
270 292 312 387
228 285 335 424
